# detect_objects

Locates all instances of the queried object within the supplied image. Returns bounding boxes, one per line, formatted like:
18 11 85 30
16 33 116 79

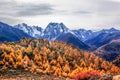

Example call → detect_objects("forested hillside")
0 38 119 79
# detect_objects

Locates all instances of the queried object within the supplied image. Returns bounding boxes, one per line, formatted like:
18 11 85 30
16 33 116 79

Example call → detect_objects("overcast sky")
0 0 120 30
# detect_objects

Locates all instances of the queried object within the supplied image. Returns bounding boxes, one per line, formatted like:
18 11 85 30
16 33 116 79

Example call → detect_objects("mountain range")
85 28 120 48
1 21 120 51
14 22 120 49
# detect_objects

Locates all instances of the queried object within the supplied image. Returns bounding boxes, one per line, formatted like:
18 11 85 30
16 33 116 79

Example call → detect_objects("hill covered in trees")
0 38 120 79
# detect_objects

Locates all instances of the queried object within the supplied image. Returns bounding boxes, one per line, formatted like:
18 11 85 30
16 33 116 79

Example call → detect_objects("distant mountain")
0 22 31 42
72 29 94 41
42 22 69 40
56 32 91 50
14 22 120 45
96 28 119 34
85 28 120 48
94 39 120 62
14 23 43 38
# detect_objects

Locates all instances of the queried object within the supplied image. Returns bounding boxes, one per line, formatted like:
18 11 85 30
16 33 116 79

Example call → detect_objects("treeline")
0 38 119 78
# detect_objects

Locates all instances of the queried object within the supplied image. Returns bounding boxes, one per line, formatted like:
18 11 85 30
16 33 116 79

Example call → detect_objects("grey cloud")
0 0 55 17
93 0 120 16
71 0 120 16
16 3 54 16
0 1 17 16
75 10 93 15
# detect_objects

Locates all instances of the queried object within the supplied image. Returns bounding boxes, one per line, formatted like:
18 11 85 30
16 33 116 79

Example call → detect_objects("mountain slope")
56 32 91 50
94 39 120 66
14 23 43 38
0 22 31 42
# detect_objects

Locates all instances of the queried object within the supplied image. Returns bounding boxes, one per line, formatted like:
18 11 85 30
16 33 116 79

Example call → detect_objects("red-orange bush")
74 71 100 80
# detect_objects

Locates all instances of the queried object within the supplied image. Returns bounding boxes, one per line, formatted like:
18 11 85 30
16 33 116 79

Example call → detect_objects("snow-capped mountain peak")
42 22 69 40
14 23 43 38
15 23 30 33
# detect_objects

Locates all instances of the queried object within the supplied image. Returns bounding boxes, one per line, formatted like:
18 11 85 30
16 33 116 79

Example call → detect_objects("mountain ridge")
0 22 32 42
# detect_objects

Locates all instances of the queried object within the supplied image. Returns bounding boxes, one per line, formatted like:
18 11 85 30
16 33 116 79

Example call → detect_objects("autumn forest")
0 38 119 79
